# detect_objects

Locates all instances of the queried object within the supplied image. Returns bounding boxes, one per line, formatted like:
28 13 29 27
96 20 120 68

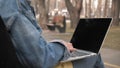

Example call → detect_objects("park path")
101 48 120 68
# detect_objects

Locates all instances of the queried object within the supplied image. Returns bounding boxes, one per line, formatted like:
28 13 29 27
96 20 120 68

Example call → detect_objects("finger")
70 48 77 52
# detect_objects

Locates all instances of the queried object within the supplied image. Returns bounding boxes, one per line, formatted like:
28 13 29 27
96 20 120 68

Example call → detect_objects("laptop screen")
70 18 112 53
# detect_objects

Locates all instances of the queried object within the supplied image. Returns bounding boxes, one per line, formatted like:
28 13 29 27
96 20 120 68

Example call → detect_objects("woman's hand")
61 41 76 52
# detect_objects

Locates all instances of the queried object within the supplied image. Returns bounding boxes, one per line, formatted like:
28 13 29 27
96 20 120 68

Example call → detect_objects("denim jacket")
0 0 104 68
0 0 68 68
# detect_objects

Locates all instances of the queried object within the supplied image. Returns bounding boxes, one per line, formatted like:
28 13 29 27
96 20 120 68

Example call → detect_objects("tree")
111 0 120 26
103 0 108 17
32 0 49 29
95 0 102 17
65 0 83 28
85 0 92 18
38 0 49 29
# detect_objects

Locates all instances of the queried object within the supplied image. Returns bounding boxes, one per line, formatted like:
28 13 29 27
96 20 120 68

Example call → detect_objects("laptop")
61 18 112 63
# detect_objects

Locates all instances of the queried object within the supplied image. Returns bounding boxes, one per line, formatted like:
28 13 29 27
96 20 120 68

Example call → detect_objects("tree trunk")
88 0 91 18
45 0 50 14
95 0 102 17
85 0 87 17
65 0 83 28
103 0 108 17
37 0 48 29
111 0 120 26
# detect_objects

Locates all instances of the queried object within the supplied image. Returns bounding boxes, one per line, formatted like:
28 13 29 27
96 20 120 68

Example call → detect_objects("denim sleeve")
0 0 67 67
7 13 66 68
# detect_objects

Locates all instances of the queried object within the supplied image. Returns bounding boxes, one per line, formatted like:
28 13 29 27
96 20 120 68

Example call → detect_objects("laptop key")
70 50 90 57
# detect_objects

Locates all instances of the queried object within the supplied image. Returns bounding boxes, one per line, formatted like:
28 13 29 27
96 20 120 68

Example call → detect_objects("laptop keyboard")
61 49 97 62
70 49 91 57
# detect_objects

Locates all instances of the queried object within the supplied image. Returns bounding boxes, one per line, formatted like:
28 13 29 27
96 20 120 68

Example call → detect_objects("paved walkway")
101 48 120 68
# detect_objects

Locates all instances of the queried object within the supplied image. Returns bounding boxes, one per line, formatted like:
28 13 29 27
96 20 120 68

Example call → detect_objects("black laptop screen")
70 18 112 53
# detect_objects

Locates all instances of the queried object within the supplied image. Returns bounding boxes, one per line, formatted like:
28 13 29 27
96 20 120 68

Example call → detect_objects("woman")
0 0 104 68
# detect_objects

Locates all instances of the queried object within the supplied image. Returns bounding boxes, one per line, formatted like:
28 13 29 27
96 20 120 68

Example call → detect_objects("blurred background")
30 0 120 68
30 0 119 28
